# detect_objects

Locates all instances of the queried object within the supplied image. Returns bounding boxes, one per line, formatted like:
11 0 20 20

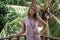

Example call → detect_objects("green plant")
0 2 9 32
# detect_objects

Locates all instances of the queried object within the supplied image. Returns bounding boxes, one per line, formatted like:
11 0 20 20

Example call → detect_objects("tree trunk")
31 0 36 6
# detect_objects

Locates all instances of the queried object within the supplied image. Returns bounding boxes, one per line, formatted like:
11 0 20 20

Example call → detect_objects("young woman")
11 6 48 40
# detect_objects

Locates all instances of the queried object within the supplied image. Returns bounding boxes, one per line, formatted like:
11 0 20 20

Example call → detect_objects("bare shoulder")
22 16 28 21
37 16 43 22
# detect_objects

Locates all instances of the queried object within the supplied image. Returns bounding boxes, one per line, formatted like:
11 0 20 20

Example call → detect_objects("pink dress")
23 16 41 40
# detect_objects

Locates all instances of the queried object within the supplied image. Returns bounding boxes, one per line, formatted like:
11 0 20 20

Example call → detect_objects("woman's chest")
24 18 38 28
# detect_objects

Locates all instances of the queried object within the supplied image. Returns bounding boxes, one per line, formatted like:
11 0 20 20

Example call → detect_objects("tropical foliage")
0 0 60 38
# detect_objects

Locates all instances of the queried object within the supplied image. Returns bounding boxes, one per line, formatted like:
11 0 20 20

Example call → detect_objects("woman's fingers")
9 35 14 38
33 30 43 35
34 30 39 34
14 34 21 37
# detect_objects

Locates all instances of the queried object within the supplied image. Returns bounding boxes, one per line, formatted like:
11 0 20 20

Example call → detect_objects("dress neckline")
27 16 35 21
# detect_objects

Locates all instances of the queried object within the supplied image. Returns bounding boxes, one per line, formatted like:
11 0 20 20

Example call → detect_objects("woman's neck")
28 16 34 20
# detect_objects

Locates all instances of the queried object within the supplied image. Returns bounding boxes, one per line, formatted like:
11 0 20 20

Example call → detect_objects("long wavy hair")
28 6 38 21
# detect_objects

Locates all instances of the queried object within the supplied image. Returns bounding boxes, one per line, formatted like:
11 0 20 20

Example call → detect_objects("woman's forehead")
30 7 35 10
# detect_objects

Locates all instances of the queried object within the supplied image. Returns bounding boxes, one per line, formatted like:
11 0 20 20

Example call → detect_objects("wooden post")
9 38 12 40
17 36 20 40
31 0 36 6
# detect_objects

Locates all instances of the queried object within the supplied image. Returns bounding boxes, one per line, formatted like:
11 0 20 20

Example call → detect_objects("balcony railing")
0 35 60 40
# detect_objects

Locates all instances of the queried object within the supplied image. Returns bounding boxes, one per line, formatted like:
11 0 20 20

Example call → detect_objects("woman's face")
29 7 35 16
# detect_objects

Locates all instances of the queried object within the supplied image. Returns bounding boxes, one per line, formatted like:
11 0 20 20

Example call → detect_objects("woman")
10 6 48 40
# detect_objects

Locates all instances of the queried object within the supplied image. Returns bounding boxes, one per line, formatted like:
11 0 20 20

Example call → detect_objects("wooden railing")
41 35 60 40
0 35 60 40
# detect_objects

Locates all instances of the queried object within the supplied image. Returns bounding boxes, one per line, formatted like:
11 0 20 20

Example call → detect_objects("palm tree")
39 0 60 37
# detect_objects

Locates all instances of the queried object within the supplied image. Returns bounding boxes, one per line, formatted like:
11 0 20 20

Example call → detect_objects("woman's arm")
9 21 26 38
15 21 26 37
37 16 48 35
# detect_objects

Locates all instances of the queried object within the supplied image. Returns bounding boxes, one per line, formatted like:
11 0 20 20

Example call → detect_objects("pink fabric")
23 16 41 40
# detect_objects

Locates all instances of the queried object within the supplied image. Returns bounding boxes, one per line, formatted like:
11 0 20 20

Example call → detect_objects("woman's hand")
14 34 21 37
9 34 14 38
39 32 43 35
34 30 42 35
9 34 21 38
